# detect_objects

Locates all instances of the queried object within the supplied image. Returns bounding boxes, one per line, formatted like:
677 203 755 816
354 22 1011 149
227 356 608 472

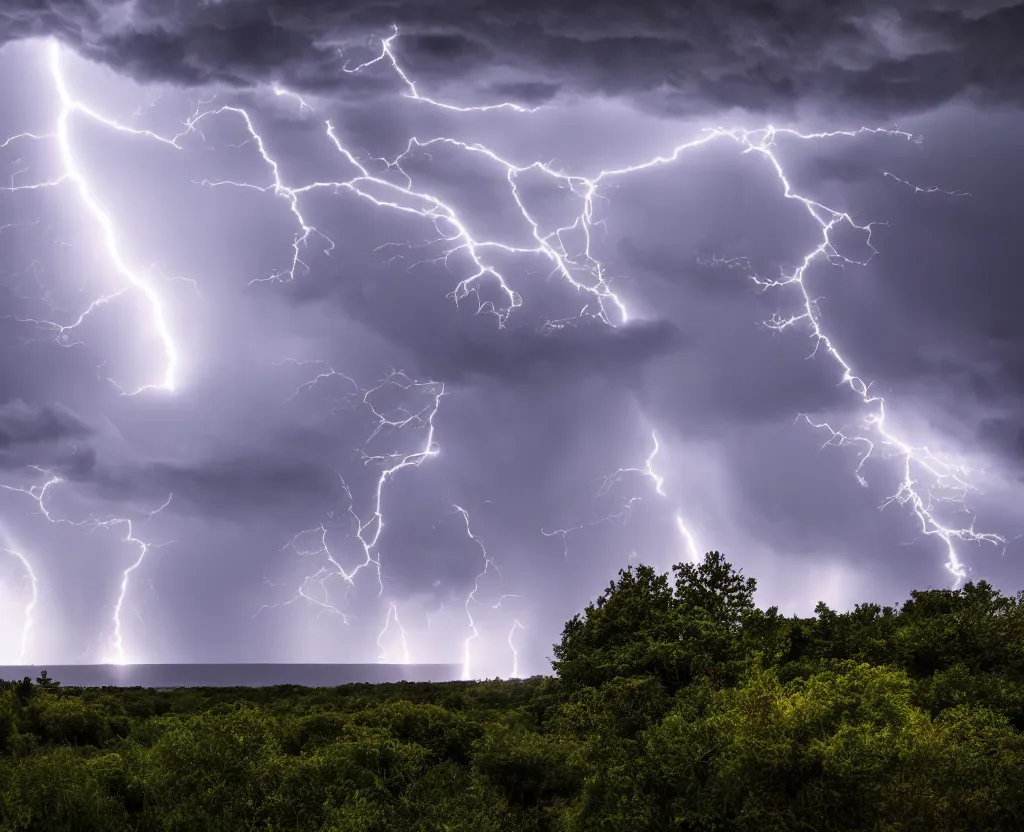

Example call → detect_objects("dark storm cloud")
420 317 686 386
2 0 1023 117
794 112 1024 471
0 399 92 449
0 400 97 474
978 417 1024 466
278 256 683 385
85 453 345 520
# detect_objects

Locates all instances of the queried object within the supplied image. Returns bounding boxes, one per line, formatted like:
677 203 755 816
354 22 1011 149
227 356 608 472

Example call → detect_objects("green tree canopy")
552 551 783 693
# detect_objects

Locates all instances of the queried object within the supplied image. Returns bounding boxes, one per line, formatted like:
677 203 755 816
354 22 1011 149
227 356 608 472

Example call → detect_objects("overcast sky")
0 0 1022 677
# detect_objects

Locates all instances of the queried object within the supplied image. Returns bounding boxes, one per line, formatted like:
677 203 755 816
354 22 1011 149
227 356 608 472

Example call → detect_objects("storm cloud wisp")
0 2 1021 675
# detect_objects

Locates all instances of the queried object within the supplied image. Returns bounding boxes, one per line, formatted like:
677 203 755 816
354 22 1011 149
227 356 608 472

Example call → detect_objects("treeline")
1 551 1023 830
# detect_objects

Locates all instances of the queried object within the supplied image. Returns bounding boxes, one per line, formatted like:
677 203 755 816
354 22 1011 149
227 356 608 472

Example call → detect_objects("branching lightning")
341 25 538 114
377 602 410 663
0 468 171 663
453 504 518 680
1 544 39 664
4 42 178 395
90 495 175 665
0 25 1006 674
543 431 701 565
258 364 444 659
882 171 971 197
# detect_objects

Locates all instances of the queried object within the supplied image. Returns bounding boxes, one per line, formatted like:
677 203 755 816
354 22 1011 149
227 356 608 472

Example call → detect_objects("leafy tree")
24 691 111 747
0 550 1020 831
1 747 129 831
797 582 1024 680
895 582 1024 678
553 562 677 690
34 670 59 691
143 706 287 830
473 722 586 829
14 676 34 705
351 700 482 765
0 688 18 754
552 552 771 693
550 675 669 741
398 762 514 832
672 550 757 625
642 660 1024 831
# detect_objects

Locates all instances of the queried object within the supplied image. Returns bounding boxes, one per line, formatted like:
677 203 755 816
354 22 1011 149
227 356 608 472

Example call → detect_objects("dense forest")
1 551 1023 831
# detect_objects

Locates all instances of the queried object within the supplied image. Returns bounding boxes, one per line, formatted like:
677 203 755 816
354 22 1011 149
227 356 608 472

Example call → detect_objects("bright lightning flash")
4 42 178 395
453 504 518 681
0 469 172 664
543 431 702 564
0 542 39 664
0 27 1006 675
254 365 448 661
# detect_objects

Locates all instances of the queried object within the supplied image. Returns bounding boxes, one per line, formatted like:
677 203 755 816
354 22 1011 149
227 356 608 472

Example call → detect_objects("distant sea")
0 664 460 688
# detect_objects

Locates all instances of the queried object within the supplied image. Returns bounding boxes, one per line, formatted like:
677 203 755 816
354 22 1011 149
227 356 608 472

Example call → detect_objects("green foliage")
0 550 1021 831
144 705 287 830
473 723 585 807
350 700 482 764
33 669 58 690
268 734 422 831
1 747 129 831
398 761 514 831
24 691 114 747
472 723 586 830
0 689 18 754
552 552 774 693
549 675 669 742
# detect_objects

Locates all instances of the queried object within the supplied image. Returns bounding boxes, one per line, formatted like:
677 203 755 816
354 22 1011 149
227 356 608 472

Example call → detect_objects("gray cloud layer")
1 1 1023 117
0 400 94 473
0 400 91 449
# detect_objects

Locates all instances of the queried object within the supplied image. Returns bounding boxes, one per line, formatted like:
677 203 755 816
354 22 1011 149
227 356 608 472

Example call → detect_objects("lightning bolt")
3 42 178 395
453 504 518 680
0 473 61 662
0 468 171 664
0 469 64 522
508 619 524 679
0 544 39 664
543 431 701 565
341 25 537 114
882 171 971 197
376 601 410 663
92 494 175 665
1 26 1006 677
261 364 443 661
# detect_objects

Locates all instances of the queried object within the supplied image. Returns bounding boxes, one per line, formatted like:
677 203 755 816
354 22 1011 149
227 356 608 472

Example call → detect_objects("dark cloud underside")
0 400 92 448
0 1 1022 118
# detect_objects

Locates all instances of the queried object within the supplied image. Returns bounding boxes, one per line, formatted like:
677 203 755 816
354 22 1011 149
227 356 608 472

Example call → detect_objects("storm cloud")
0 400 92 448
0 0 1021 674
0 0 1022 118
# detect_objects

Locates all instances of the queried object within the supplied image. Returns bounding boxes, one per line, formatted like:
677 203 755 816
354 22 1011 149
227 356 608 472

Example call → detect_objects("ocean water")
0 664 460 688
